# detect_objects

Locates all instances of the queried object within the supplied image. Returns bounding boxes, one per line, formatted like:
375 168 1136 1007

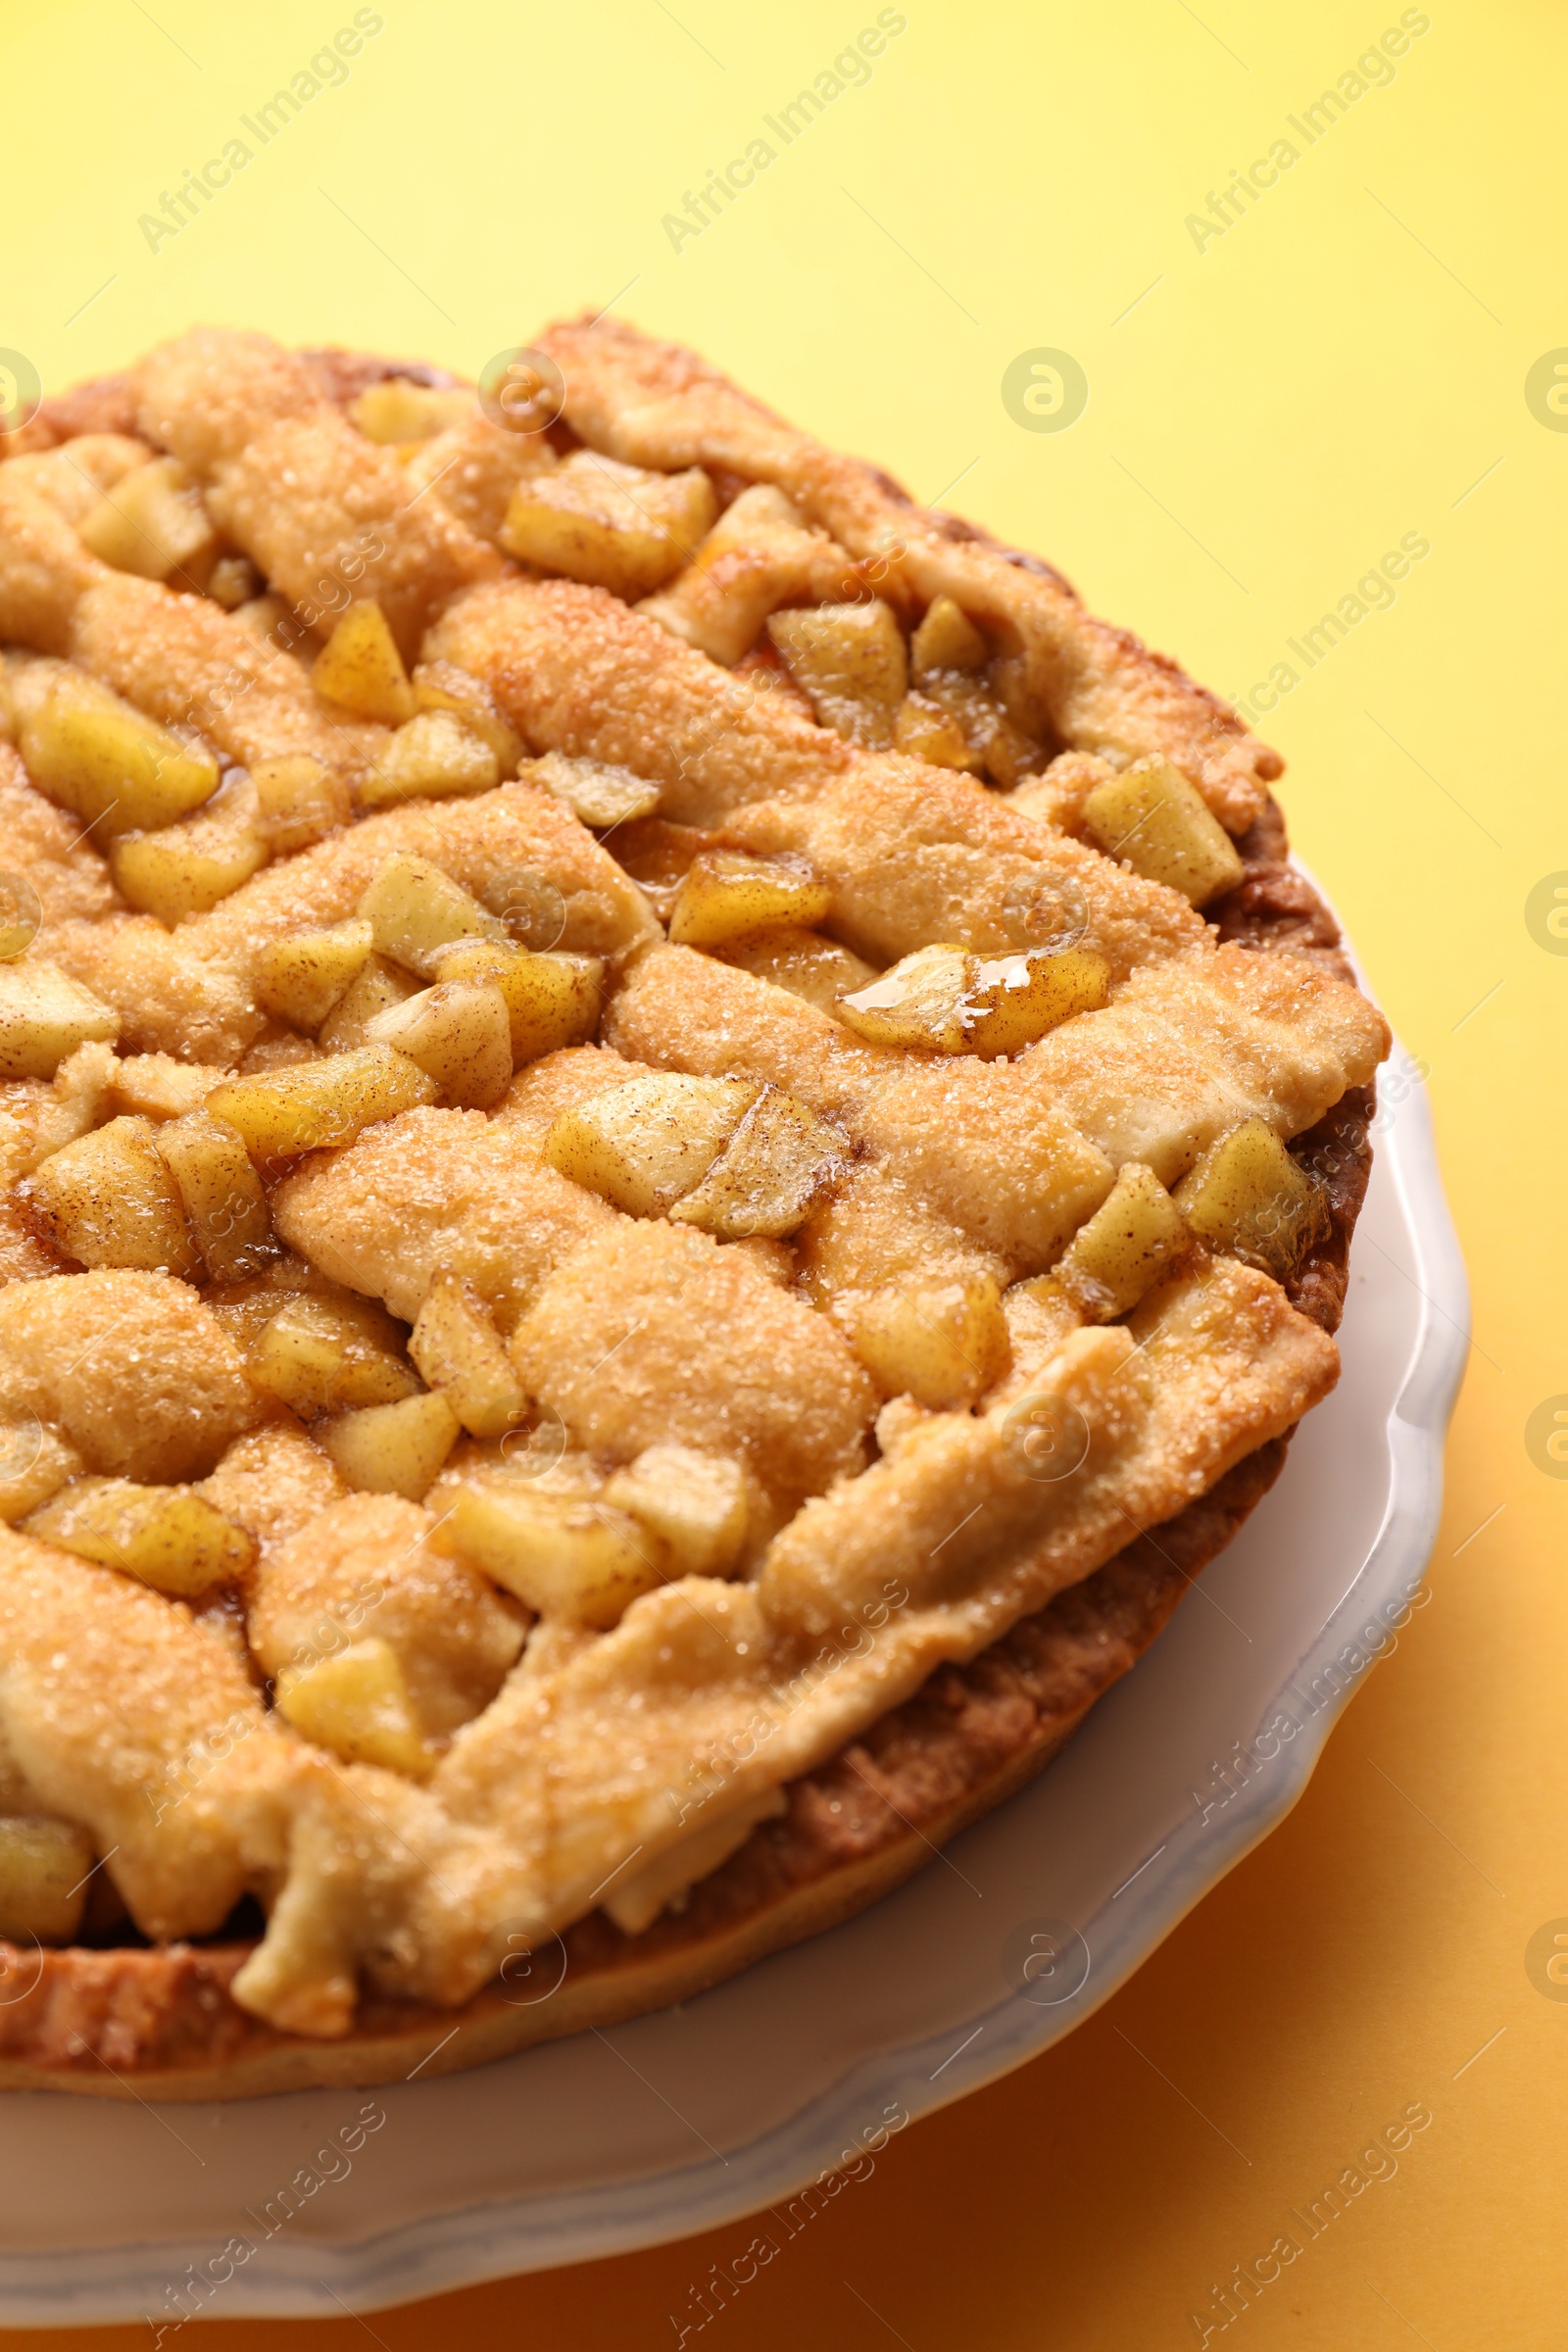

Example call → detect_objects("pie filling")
0 323 1389 2038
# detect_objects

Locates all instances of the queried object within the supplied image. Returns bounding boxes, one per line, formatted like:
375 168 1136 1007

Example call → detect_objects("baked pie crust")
0 323 1387 2096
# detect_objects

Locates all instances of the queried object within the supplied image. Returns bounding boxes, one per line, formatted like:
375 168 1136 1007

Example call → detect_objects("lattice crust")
530 315 1281 832
0 323 1390 2050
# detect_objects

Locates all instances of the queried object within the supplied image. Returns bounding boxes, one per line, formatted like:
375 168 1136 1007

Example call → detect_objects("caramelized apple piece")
312 600 416 724
251 753 352 854
960 947 1111 1056
834 944 972 1052
0 961 119 1078
894 690 983 771
317 956 423 1053
360 710 500 809
849 1275 1010 1409
543 1072 758 1217
247 1293 419 1417
909 595 988 674
914 669 1041 787
1056 1162 1190 1320
275 1637 432 1777
78 456 217 585
359 852 508 976
207 554 261 611
836 943 1107 1056
1172 1118 1329 1281
155 1105 277 1282
256 919 374 1033
601 1445 753 1579
20 669 219 832
717 925 879 1016
528 750 660 829
109 780 269 924
365 978 514 1109
669 851 831 949
349 380 475 444
429 939 603 1064
1080 757 1245 906
434 1483 664 1628
410 660 522 771
205 1045 436 1161
668 1084 847 1241
410 1275 527 1440
635 482 862 665
25 1477 253 1595
318 1390 461 1502
26 1114 199 1277
766 601 907 746
0 1425 81 1526
0 1817 97 1945
499 452 717 598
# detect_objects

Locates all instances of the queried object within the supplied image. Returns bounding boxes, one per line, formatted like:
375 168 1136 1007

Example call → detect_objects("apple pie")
0 321 1388 2096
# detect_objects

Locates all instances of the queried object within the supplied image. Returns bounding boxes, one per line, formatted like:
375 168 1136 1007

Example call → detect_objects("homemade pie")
0 321 1388 2097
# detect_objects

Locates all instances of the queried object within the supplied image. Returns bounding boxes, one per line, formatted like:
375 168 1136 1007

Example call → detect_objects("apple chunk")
960 948 1111 1057
78 456 217 585
365 978 514 1108
360 710 501 809
668 1084 847 1241
25 1114 200 1278
836 943 1108 1056
311 600 415 724
411 1275 527 1439
359 852 508 977
317 956 423 1053
410 660 522 771
766 601 907 747
20 669 219 833
246 1294 419 1418
1080 757 1245 906
500 452 717 598
275 1638 431 1778
109 781 269 924
602 1446 752 1579
155 1106 277 1282
0 961 119 1079
433 1483 664 1629
256 919 374 1033
25 1478 253 1596
204 1045 436 1161
668 851 831 949
319 1391 461 1502
251 754 352 855
1056 1162 1190 1320
528 750 660 829
717 927 879 1017
893 690 982 772
834 944 972 1052
349 380 474 444
849 1276 1010 1409
429 939 603 1065
1172 1117 1329 1281
910 595 988 674
544 1071 759 1217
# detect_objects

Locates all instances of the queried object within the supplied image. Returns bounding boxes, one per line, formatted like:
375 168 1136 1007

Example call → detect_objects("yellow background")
2 0 1562 2343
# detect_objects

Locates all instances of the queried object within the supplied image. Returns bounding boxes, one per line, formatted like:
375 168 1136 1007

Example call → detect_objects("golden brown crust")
0 1435 1286 2098
0 828 1365 2095
0 343 1377 2096
532 315 1283 830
